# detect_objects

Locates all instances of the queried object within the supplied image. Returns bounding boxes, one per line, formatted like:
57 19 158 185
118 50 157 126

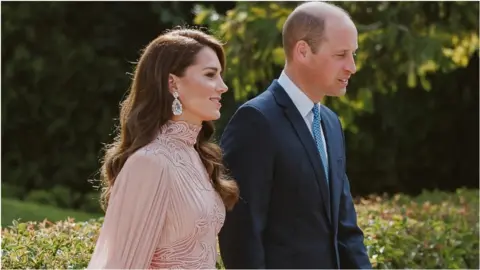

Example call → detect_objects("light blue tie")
312 104 329 185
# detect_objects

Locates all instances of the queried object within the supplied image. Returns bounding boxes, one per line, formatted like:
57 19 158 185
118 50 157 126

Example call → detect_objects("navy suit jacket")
219 80 372 269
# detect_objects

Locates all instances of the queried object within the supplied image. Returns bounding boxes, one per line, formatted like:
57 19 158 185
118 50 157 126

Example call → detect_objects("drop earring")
172 91 183 115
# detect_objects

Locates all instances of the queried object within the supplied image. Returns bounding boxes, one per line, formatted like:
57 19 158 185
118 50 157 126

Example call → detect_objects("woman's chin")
201 110 221 121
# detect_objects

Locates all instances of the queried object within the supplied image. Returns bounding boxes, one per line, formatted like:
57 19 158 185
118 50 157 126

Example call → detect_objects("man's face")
305 16 358 97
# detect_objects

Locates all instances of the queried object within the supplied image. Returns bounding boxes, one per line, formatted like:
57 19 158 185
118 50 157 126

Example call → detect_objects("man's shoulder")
240 87 279 114
227 88 279 130
320 103 339 118
247 88 274 105
320 104 343 129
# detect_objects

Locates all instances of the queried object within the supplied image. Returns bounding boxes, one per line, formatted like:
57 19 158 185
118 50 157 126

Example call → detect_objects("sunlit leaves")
443 33 479 67
194 2 479 132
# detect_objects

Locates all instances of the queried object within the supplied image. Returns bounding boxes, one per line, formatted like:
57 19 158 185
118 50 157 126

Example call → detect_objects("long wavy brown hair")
100 27 239 211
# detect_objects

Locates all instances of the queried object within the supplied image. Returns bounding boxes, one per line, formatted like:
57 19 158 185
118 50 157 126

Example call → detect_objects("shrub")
357 188 479 268
24 189 58 207
2 189 478 269
22 187 102 212
2 183 26 199
79 191 103 213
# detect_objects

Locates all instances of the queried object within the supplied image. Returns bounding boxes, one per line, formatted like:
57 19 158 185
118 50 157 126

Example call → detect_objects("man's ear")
295 40 310 63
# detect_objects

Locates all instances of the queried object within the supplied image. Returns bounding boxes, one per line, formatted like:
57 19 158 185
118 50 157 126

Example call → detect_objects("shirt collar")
277 70 320 118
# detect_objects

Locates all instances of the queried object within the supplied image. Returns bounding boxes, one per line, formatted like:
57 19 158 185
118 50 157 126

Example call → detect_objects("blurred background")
2 1 479 226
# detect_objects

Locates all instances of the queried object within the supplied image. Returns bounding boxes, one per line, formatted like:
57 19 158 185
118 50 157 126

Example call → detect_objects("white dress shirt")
277 70 328 160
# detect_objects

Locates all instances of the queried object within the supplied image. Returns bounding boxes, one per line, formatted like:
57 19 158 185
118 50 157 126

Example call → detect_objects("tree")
193 2 479 195
194 2 479 132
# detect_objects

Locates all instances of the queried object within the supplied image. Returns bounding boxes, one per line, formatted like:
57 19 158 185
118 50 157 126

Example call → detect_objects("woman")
87 27 239 269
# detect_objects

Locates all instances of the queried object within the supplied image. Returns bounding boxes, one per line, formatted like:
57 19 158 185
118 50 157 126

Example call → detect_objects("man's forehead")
322 22 358 50
325 16 356 35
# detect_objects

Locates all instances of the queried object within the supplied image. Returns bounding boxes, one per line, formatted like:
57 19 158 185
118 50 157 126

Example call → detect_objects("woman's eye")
206 73 215 78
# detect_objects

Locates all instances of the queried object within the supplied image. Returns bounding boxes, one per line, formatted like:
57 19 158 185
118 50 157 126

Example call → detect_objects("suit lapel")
320 107 343 230
270 81 332 224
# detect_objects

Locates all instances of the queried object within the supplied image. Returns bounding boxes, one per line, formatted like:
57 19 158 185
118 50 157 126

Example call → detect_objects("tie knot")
312 104 320 120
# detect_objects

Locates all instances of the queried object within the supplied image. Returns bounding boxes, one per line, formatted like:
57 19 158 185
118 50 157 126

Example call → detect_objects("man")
218 1 371 269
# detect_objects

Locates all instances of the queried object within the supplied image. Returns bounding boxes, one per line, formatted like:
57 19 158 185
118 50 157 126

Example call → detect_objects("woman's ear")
168 74 178 94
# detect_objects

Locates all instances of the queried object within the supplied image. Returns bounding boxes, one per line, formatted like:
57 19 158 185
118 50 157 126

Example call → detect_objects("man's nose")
346 54 357 74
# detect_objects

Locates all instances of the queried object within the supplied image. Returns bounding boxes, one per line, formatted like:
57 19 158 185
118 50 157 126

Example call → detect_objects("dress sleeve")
87 152 173 269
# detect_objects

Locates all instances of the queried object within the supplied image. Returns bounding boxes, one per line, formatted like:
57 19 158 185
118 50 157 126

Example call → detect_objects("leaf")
193 8 211 25
250 6 267 18
272 47 285 66
407 62 417 88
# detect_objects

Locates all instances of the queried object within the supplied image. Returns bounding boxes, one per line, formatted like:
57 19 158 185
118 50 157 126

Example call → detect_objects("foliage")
2 189 478 269
345 54 479 195
1 2 197 206
194 1 479 130
357 188 479 268
1 198 102 227
195 1 480 195
2 2 478 211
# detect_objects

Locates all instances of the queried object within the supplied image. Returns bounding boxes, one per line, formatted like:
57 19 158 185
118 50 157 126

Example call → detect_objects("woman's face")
170 46 228 125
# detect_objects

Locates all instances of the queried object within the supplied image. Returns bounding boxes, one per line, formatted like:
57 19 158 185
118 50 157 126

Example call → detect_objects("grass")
1 198 103 227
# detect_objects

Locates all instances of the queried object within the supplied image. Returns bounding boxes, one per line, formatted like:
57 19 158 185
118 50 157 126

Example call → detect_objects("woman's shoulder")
111 146 174 191
124 142 175 172
107 145 176 198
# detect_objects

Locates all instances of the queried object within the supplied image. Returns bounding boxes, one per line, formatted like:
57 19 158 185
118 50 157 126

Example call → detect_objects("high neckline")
159 120 202 147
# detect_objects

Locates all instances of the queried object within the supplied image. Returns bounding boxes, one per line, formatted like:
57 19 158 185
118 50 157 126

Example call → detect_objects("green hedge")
1 198 103 227
2 189 478 269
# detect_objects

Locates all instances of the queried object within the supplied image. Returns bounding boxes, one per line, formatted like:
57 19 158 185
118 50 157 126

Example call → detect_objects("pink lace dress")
87 121 226 269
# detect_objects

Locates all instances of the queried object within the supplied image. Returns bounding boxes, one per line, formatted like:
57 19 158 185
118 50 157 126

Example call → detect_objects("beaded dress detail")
87 121 226 269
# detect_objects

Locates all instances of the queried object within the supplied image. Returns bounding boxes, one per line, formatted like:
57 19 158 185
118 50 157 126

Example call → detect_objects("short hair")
282 2 349 60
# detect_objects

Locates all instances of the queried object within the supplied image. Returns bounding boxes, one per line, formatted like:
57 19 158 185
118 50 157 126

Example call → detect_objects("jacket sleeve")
218 104 275 269
337 118 372 269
